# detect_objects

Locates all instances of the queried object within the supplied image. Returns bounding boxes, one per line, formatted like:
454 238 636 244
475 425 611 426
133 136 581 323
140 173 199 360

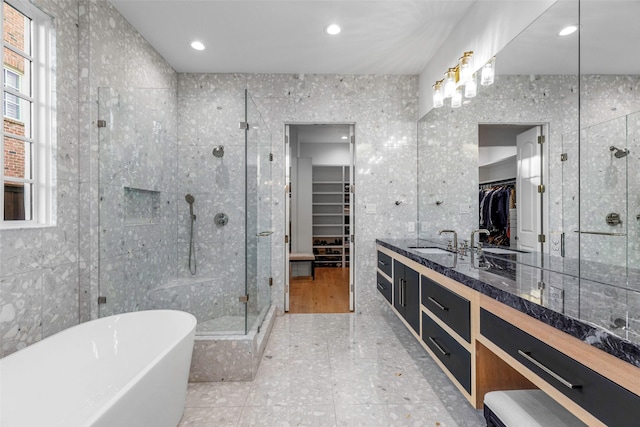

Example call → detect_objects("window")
4 68 21 120
1 0 53 226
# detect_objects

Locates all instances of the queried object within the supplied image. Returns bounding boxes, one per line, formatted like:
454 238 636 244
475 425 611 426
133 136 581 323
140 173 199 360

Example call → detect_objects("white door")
516 127 541 251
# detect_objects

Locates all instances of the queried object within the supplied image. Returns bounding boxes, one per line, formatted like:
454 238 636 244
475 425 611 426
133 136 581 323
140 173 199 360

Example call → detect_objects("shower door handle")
256 231 273 237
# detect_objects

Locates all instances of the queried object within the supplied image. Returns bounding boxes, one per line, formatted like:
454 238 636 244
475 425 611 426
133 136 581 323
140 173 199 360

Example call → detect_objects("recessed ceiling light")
559 25 578 36
191 40 205 50
325 24 341 35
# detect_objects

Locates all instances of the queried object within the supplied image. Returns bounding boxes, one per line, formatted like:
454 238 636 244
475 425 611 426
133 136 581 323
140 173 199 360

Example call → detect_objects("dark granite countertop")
376 238 640 368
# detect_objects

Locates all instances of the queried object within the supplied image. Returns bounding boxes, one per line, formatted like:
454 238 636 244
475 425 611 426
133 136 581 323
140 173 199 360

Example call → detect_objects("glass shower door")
245 90 272 333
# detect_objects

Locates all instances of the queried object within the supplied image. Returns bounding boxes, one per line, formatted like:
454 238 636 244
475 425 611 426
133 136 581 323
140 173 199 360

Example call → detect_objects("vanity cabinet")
393 259 420 333
481 308 640 427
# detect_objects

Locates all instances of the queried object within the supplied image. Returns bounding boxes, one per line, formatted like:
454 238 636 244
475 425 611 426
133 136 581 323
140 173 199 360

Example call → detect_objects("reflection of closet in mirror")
478 124 547 252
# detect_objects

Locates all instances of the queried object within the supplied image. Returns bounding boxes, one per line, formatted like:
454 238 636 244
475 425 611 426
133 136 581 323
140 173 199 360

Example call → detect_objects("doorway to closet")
284 124 355 313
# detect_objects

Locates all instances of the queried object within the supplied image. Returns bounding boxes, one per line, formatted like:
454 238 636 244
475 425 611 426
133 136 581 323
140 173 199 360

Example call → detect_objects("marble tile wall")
78 0 177 322
177 74 419 317
0 0 80 357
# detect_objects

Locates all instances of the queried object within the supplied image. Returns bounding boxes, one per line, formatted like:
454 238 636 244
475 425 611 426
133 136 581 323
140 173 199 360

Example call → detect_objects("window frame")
1 0 54 228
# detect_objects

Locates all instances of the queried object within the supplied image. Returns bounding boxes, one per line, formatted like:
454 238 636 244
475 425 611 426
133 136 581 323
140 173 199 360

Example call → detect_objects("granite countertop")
376 238 640 368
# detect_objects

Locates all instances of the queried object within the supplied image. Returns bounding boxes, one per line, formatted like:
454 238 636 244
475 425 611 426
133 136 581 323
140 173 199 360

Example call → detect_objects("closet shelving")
312 165 350 268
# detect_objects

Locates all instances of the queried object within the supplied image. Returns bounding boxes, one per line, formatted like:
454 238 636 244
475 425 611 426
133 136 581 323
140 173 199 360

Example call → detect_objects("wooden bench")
289 253 316 280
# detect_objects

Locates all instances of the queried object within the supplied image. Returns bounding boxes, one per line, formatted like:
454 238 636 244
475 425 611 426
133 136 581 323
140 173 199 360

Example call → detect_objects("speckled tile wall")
78 0 177 325
0 0 80 357
177 73 419 317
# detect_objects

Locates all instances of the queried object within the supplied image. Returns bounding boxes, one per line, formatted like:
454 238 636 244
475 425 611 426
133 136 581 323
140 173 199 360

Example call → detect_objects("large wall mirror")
417 0 640 344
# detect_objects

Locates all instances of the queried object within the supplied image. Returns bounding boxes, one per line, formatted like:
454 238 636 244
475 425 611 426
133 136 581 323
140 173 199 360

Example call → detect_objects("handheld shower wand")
185 194 197 275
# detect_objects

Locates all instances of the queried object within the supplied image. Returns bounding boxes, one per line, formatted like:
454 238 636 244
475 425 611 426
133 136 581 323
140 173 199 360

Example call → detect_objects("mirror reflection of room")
479 124 544 252
288 124 352 313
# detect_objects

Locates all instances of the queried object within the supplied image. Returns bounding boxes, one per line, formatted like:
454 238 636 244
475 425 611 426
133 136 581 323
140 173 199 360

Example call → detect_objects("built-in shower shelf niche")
124 187 161 225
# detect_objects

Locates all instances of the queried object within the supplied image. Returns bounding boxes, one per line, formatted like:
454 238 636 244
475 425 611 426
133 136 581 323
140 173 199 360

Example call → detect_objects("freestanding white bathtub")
0 309 196 427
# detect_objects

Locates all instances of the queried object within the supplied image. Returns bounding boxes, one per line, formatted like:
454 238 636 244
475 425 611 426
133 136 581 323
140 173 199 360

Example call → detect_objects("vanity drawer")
422 312 471 394
421 275 471 343
480 308 640 426
376 272 392 304
377 251 392 277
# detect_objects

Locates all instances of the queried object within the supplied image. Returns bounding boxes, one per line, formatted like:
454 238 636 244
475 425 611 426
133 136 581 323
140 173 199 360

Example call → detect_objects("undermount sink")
411 247 452 255
482 248 524 255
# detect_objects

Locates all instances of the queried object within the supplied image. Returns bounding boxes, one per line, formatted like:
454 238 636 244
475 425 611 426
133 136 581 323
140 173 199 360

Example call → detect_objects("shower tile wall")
178 74 419 316
176 74 248 320
78 0 177 322
0 0 80 357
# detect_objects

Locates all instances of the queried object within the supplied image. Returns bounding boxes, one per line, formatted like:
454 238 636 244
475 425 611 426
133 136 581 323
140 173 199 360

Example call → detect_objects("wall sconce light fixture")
451 86 463 108
443 67 457 99
458 51 474 84
481 56 496 86
432 52 494 109
432 79 444 108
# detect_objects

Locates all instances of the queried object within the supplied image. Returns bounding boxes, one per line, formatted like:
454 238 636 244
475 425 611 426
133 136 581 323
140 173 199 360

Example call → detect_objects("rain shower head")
610 146 630 158
212 145 224 158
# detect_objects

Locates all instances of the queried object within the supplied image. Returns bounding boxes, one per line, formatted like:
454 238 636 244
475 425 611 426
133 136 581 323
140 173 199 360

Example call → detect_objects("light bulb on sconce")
465 72 477 98
481 56 496 86
451 86 463 108
443 68 457 98
458 51 474 84
432 80 444 108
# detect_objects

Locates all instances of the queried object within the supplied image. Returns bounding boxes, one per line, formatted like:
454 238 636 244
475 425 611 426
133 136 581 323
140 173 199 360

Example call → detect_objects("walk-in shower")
96 87 274 380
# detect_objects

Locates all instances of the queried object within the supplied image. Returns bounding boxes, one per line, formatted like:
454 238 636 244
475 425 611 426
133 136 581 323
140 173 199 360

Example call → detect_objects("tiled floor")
179 310 485 426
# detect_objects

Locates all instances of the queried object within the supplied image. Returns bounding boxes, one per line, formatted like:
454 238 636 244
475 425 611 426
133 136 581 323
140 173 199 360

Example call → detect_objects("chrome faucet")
470 229 490 270
471 229 490 253
438 229 457 251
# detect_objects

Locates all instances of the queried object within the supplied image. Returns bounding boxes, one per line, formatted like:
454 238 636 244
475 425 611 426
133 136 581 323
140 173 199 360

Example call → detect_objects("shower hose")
188 212 197 275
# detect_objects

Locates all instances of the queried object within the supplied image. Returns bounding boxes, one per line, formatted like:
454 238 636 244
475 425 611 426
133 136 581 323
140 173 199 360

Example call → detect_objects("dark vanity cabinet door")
377 250 392 277
393 260 420 333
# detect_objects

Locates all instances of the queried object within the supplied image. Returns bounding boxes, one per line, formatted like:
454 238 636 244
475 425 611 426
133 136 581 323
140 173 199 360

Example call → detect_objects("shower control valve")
215 213 229 227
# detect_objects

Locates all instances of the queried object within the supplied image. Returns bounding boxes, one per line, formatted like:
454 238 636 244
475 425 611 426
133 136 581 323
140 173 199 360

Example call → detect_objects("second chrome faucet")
438 229 457 251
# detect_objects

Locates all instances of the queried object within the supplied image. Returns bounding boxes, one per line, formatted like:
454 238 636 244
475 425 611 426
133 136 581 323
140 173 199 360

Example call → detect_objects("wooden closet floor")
289 267 350 313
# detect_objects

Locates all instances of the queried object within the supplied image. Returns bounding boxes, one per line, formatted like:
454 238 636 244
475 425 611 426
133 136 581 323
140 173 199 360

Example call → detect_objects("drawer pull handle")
517 350 582 390
427 296 449 311
428 337 450 356
377 282 386 291
378 260 387 266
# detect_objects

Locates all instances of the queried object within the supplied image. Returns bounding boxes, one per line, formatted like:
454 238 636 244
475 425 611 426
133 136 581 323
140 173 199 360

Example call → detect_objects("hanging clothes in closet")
479 182 516 246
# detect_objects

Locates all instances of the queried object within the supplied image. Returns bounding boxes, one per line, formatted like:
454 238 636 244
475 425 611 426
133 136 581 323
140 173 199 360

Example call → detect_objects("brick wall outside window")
3 2 26 182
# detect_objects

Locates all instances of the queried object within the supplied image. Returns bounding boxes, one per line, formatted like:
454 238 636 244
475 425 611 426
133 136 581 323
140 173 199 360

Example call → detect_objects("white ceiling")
108 0 475 75
498 0 640 75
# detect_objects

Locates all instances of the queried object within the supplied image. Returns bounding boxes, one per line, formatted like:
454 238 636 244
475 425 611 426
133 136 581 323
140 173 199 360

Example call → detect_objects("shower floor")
196 314 260 335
